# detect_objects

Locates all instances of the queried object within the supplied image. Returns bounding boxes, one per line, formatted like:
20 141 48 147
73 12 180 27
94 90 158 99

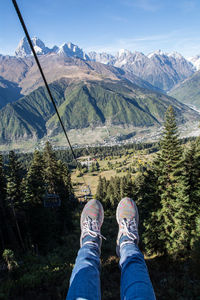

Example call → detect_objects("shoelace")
120 218 138 241
82 217 106 240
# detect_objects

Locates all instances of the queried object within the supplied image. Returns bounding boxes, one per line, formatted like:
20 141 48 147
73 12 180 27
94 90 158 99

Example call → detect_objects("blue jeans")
66 242 156 300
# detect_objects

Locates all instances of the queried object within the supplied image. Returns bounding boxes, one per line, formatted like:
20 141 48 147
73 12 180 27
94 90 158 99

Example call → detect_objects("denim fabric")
119 243 156 300
66 242 155 300
66 243 101 300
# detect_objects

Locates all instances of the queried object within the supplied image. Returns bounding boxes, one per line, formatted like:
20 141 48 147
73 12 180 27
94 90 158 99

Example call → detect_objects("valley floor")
1 120 200 153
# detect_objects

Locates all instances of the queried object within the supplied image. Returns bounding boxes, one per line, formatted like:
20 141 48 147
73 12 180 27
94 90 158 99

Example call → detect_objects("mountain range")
14 37 197 92
0 37 200 149
15 37 89 60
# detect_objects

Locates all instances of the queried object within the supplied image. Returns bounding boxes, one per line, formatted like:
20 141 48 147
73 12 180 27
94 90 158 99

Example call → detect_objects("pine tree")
0 155 20 251
5 151 23 249
21 150 47 249
181 140 200 248
23 144 74 249
56 160 74 230
156 106 192 256
24 150 45 205
43 142 60 194
96 176 109 210
192 137 200 235
191 138 200 213
0 154 6 200
120 173 133 198
157 106 182 184
133 168 163 254
6 151 23 207
96 176 104 202
43 142 74 232
106 178 115 209
0 154 7 250
112 176 121 208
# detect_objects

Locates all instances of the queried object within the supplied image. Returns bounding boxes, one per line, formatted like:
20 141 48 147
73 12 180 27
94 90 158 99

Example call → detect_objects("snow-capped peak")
88 51 116 65
117 49 131 57
148 49 167 58
168 51 183 59
15 37 51 57
57 42 89 60
15 37 89 60
15 37 32 57
188 55 200 70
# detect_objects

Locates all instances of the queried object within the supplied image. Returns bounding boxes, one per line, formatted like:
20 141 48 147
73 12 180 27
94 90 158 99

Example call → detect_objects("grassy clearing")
71 150 155 197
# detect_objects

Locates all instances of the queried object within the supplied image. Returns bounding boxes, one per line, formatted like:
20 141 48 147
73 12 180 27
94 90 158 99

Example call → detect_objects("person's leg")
66 199 105 300
116 197 156 300
66 242 101 300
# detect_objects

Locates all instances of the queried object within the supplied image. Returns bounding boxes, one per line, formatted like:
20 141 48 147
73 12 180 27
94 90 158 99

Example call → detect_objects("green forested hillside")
169 71 200 109
0 79 68 142
0 78 198 144
47 81 159 133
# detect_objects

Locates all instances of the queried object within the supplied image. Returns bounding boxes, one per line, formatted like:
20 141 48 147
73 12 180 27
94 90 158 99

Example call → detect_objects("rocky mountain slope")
89 49 195 91
0 51 161 105
15 37 89 60
11 37 196 91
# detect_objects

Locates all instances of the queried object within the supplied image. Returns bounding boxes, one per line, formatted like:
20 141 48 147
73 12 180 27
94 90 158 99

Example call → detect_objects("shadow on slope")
0 77 23 109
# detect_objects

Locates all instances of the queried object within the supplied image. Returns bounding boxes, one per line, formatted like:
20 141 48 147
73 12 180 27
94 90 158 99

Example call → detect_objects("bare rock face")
13 37 196 91
90 49 194 91
0 54 33 83
15 37 32 57
0 49 160 97
15 37 89 60
57 42 89 60
15 37 53 57
0 36 198 112
88 51 116 65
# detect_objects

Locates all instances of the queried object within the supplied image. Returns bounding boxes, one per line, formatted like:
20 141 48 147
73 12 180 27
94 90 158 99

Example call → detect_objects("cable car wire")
12 0 89 190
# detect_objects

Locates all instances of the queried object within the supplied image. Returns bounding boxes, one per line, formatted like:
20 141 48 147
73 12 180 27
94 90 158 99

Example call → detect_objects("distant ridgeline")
0 78 199 145
14 37 196 91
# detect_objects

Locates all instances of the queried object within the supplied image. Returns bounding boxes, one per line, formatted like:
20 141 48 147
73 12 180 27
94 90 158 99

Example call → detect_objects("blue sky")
1 0 200 57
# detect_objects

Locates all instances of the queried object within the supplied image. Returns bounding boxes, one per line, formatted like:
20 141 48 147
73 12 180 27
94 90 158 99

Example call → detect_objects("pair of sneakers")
80 197 139 255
